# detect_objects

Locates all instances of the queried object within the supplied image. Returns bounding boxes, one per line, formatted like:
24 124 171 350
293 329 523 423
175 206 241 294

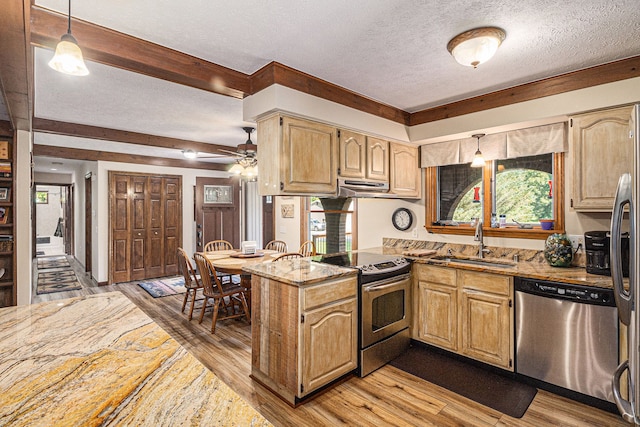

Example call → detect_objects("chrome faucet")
474 219 490 258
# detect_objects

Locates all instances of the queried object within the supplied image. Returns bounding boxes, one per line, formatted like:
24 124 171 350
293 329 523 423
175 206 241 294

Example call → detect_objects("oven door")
360 274 410 348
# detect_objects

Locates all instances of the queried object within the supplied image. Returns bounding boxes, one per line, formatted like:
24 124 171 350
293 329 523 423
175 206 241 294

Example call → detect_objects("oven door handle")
363 279 408 293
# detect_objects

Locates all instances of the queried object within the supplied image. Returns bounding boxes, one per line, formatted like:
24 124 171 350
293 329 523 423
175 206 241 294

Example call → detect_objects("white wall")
95 161 229 283
273 196 302 252
15 130 32 305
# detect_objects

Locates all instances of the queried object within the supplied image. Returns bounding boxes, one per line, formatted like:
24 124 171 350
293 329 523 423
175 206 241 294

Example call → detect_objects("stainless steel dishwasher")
515 277 619 403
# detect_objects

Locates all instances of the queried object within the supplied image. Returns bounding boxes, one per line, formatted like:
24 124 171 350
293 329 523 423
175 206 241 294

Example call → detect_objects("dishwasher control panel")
515 277 615 306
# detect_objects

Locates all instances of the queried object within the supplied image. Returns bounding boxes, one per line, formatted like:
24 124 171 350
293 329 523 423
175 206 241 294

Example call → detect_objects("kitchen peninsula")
244 258 358 405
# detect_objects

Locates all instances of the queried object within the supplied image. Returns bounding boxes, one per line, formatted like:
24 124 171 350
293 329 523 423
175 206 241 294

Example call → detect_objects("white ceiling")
19 0 640 172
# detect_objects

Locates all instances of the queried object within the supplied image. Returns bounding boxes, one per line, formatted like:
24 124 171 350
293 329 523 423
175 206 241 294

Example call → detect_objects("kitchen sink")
428 255 517 269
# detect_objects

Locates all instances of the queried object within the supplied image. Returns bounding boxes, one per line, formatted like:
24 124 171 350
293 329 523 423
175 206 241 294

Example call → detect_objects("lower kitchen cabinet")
251 275 357 405
413 264 514 371
415 264 458 351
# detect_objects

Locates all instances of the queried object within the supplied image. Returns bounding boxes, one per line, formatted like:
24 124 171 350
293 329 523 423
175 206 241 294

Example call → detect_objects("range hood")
337 178 394 198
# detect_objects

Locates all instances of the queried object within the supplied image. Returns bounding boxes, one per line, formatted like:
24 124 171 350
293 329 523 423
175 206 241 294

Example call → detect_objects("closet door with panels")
109 172 182 284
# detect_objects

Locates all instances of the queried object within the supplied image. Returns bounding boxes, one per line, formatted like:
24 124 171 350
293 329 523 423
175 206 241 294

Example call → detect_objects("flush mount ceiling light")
48 0 89 76
447 27 506 68
470 133 486 168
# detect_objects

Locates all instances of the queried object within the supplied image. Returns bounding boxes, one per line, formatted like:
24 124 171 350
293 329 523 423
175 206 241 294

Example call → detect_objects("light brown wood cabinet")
571 105 634 211
390 142 421 198
458 270 513 369
338 130 389 182
251 275 357 405
413 264 514 371
257 114 338 196
414 264 457 351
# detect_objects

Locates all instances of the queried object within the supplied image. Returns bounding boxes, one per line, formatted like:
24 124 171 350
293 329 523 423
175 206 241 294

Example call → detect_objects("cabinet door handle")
154 231 158 235
137 232 142 236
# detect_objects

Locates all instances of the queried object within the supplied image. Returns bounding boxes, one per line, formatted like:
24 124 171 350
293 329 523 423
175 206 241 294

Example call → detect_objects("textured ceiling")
21 0 640 172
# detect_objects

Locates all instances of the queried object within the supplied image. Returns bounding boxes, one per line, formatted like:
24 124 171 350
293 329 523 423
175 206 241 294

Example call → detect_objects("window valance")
420 122 567 167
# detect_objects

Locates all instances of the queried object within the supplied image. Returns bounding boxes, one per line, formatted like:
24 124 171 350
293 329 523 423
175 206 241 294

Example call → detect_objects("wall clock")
392 208 413 231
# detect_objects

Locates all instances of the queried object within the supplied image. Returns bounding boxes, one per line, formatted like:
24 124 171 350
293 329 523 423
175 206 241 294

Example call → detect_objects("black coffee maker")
584 230 629 276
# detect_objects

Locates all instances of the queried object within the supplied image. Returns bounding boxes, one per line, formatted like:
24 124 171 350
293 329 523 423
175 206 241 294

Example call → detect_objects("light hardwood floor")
32 256 628 427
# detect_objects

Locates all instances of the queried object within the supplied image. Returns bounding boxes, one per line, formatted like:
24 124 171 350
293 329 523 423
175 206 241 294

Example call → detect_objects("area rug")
138 276 186 298
36 256 82 295
36 270 81 294
390 344 537 418
37 256 70 270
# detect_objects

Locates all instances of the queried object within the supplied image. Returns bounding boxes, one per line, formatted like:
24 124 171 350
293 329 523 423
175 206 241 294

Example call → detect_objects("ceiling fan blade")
218 149 246 158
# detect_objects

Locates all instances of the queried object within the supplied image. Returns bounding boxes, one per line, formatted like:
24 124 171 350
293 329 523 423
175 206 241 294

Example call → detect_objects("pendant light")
470 134 486 168
48 0 89 76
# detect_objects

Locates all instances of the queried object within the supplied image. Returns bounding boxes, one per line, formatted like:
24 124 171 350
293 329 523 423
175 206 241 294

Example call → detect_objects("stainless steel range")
313 251 411 376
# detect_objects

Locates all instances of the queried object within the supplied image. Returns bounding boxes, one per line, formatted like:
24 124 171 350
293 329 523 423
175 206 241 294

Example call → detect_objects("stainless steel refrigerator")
612 103 640 424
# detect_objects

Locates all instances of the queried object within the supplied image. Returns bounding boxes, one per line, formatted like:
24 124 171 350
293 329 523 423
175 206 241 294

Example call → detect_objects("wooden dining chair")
272 252 303 262
177 247 202 320
298 240 316 257
203 239 237 284
193 252 250 334
203 240 233 252
265 239 288 253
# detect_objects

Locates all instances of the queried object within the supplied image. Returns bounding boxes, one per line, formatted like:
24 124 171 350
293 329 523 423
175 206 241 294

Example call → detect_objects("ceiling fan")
181 127 257 163
218 127 257 160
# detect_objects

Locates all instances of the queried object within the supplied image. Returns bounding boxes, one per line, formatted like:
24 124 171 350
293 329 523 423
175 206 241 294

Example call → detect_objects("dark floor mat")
389 345 537 418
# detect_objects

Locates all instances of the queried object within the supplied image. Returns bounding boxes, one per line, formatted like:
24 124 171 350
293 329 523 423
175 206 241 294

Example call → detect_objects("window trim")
425 153 565 239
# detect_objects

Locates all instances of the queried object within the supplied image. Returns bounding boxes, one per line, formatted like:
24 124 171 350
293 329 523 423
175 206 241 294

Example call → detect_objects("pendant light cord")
67 0 72 35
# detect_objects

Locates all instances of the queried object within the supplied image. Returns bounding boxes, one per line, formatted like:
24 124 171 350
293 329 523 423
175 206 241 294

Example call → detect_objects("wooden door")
163 177 180 275
63 185 73 255
130 175 147 280
111 173 132 284
110 172 182 284
85 174 92 273
195 177 240 250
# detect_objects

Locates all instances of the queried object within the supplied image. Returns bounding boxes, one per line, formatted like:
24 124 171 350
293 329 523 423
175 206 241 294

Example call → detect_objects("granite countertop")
0 292 271 426
243 258 357 286
355 245 614 289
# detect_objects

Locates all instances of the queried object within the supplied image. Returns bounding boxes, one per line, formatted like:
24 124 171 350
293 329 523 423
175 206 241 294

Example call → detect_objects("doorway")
35 184 73 257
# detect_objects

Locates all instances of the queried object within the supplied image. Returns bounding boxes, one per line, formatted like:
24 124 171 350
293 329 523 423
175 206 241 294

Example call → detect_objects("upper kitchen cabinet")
571 105 634 211
389 142 421 198
257 114 338 196
338 130 389 182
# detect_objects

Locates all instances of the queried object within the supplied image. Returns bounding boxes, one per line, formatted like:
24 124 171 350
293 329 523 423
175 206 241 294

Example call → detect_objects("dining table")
203 249 281 311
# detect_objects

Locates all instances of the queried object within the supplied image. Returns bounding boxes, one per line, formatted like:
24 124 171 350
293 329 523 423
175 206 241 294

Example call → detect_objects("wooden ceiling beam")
0 0 33 131
33 144 230 171
410 55 640 125
30 6 250 100
33 118 233 155
251 62 410 125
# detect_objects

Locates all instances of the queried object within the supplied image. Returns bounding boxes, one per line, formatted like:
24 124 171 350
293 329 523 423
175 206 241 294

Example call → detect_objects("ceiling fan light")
48 33 89 76
447 27 505 68
229 163 244 175
242 165 256 177
182 149 197 159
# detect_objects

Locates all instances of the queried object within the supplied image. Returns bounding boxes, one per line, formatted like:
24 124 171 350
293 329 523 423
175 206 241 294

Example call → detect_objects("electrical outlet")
411 228 418 238
568 234 584 251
